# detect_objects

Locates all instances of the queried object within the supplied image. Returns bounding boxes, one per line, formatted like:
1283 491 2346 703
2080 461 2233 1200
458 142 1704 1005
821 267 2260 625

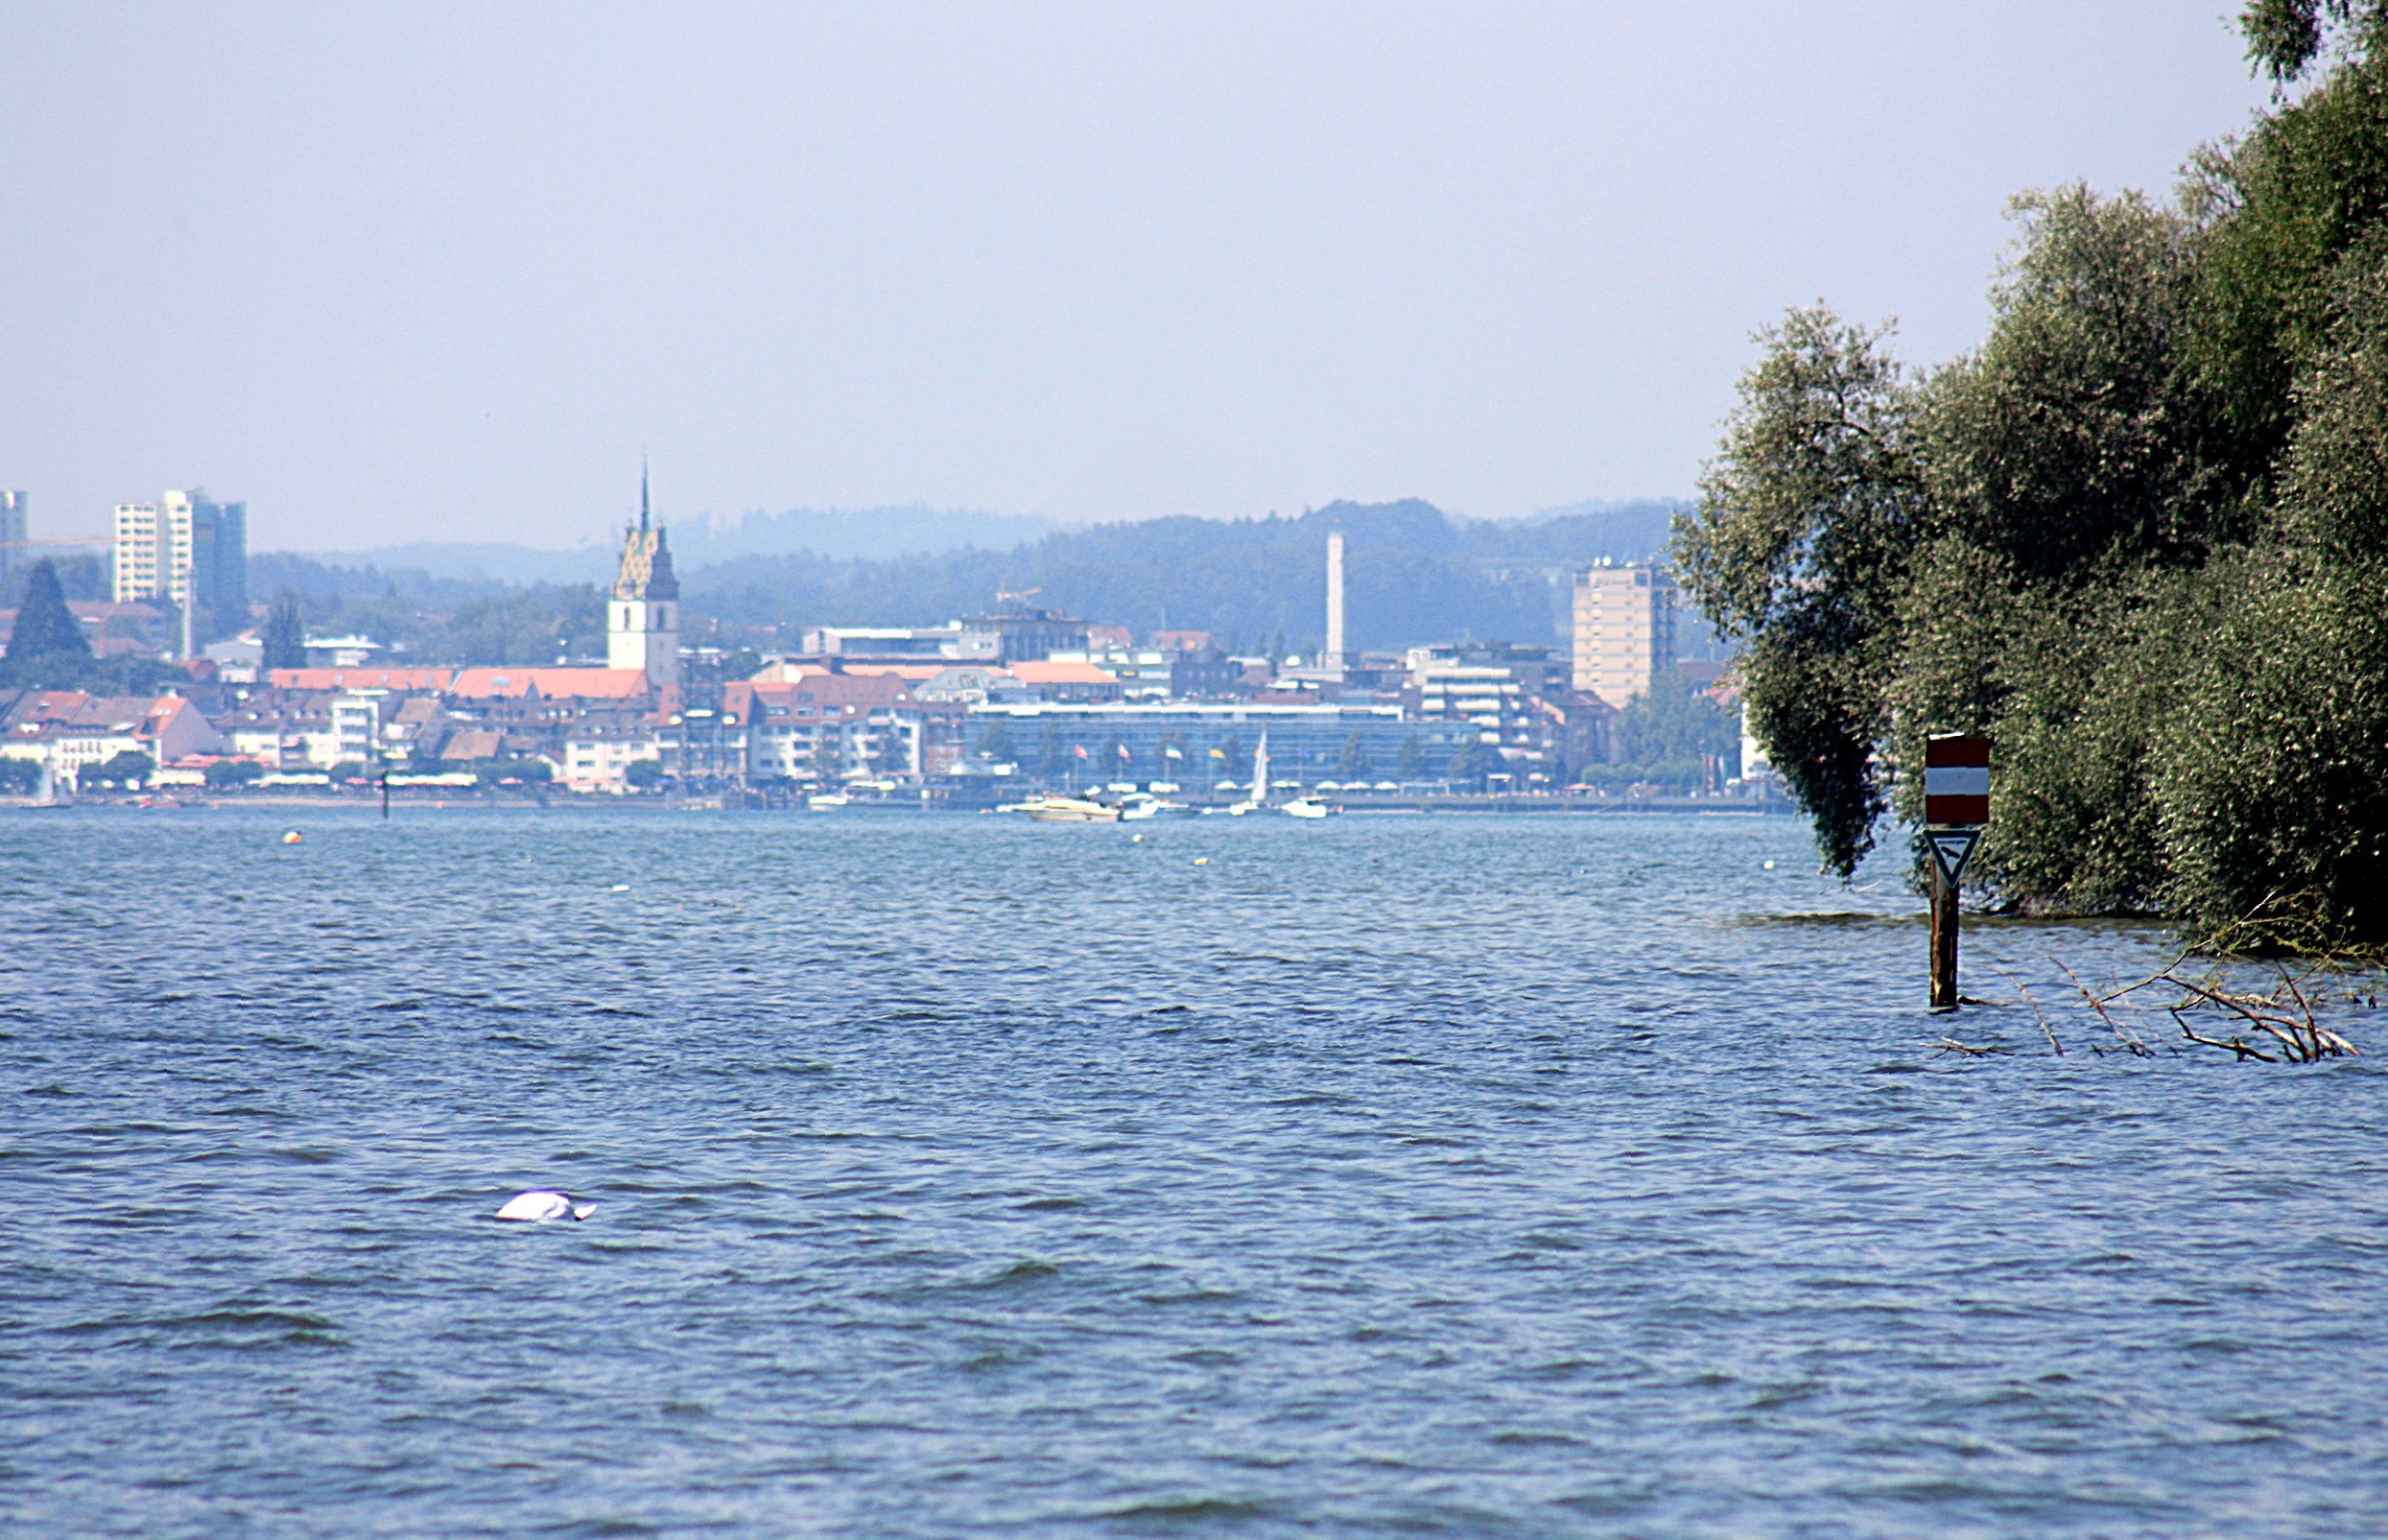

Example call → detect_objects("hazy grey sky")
0 3 2272 551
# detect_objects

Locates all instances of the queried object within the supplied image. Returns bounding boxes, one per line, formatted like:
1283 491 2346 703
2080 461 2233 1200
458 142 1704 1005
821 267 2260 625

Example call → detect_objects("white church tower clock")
608 466 680 690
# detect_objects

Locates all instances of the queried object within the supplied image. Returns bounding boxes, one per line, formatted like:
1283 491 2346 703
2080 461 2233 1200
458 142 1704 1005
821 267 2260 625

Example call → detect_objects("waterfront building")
0 690 225 789
1571 561 1676 709
607 472 679 690
797 624 991 661
330 694 383 766
561 723 665 793
726 675 923 784
960 699 1451 788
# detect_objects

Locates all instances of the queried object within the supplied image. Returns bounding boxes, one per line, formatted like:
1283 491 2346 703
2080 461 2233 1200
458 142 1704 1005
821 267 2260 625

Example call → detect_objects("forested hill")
254 498 1688 656
685 498 1685 652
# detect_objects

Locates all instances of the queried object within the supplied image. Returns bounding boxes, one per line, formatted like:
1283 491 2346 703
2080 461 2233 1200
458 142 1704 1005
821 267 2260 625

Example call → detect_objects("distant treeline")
255 498 1693 663
1676 0 2388 950
688 499 1684 652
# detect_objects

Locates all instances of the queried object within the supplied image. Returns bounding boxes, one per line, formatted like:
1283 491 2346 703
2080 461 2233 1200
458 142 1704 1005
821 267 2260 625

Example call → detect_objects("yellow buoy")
282 830 303 844
1193 857 1209 866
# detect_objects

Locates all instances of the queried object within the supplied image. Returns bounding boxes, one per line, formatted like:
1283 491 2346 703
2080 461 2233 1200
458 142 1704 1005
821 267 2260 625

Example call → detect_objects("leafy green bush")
96 750 154 787
1672 5 2388 948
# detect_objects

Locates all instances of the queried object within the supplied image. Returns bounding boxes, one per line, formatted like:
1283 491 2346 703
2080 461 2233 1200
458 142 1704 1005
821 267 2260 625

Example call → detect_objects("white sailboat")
1227 733 1269 815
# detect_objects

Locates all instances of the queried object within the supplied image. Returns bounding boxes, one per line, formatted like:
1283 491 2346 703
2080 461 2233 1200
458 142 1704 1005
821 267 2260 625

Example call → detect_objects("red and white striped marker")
1925 734 1989 828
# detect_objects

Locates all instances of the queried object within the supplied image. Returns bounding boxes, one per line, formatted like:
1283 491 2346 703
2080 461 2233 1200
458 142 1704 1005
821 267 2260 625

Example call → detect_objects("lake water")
3 808 2384 1537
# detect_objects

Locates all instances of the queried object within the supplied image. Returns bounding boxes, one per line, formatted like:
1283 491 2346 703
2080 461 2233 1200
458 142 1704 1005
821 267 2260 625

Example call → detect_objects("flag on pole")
1074 745 1090 761
1165 745 1183 760
1209 746 1227 761
1116 743 1132 762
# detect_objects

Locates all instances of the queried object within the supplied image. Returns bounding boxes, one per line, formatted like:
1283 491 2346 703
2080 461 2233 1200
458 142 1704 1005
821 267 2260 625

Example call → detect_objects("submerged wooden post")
1928 857 1958 1010
1922 734 1989 1014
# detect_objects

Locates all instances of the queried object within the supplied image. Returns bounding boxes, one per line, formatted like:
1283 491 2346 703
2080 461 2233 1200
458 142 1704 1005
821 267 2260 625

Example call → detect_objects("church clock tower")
608 466 680 689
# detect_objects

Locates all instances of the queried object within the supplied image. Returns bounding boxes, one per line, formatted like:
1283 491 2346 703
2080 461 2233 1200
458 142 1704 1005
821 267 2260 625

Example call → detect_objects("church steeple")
609 463 679 689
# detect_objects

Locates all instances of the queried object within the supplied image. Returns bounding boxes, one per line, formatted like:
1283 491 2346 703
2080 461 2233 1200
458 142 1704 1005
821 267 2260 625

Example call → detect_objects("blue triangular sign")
1926 828 1981 888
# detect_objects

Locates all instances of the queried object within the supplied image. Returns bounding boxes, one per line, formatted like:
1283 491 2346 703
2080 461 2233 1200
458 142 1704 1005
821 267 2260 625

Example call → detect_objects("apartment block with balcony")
1571 562 1676 709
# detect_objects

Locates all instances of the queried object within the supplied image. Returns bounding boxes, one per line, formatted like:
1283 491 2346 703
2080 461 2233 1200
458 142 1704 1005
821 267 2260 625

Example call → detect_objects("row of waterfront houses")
0 646 1631 796
6 489 1726 797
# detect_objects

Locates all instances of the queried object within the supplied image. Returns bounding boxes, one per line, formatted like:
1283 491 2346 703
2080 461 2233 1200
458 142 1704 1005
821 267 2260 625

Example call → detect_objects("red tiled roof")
271 668 456 691
1008 661 1120 685
449 668 651 699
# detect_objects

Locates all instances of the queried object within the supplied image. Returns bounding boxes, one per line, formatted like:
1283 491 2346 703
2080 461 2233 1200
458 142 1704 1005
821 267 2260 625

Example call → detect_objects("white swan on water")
495 1190 596 1222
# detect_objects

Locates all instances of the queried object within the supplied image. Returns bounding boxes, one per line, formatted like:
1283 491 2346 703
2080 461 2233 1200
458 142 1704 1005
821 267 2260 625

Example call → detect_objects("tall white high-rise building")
112 488 248 645
1571 561 1676 709
608 469 680 689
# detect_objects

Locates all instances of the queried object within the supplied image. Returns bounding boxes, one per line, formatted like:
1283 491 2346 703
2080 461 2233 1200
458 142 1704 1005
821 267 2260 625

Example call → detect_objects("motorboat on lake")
1020 795 1121 823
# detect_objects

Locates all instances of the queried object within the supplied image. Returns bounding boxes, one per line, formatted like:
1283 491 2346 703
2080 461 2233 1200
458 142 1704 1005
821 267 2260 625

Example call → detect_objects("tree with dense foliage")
1 561 93 686
1336 730 1374 781
205 759 265 789
262 591 308 670
1445 738 1494 788
624 758 665 790
96 750 154 787
1674 2 2388 949
438 585 606 665
1613 668 1743 771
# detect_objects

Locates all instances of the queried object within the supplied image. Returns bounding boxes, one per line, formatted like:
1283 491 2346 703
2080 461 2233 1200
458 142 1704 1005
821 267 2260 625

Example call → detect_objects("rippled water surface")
4 807 2385 1537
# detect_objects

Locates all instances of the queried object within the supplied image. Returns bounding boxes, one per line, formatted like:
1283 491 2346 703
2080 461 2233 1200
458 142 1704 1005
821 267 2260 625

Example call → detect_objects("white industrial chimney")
1325 529 1346 672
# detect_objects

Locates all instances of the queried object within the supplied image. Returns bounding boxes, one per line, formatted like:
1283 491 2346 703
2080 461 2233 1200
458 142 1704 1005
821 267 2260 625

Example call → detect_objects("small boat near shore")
1020 795 1121 823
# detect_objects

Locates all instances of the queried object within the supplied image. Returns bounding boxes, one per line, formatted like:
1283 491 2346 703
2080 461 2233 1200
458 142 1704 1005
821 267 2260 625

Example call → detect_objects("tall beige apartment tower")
1571 561 1676 708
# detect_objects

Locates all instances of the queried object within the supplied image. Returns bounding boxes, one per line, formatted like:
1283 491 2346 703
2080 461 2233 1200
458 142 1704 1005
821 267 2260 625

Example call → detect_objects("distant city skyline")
0 5 2274 550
